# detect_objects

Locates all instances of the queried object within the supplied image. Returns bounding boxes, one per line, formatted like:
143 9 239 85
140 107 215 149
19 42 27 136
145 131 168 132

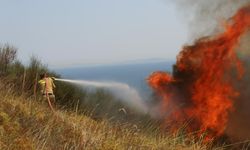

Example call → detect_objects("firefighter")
38 73 56 110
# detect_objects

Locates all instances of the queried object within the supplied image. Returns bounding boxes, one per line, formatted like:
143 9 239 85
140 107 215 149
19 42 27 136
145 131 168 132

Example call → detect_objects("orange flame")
148 4 250 139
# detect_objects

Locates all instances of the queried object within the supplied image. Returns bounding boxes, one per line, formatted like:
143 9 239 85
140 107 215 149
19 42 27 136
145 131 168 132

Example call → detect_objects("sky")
0 0 188 68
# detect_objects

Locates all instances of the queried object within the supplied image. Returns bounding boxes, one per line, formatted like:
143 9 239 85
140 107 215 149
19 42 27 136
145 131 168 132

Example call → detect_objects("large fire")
148 4 250 139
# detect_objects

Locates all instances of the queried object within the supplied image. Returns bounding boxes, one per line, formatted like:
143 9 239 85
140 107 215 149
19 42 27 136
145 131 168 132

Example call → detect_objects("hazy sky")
0 0 188 68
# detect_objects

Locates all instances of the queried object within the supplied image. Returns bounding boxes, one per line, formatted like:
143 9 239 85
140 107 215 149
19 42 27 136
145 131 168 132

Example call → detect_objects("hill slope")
0 85 211 150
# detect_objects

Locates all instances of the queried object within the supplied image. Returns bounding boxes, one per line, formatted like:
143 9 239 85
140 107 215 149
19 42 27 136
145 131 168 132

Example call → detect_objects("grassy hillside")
0 81 214 150
0 44 231 149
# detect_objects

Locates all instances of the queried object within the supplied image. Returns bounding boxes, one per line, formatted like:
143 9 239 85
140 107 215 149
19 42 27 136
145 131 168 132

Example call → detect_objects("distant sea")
56 60 174 96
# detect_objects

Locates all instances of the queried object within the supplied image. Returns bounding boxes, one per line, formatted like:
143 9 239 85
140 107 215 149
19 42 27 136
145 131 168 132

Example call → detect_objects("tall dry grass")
0 81 217 150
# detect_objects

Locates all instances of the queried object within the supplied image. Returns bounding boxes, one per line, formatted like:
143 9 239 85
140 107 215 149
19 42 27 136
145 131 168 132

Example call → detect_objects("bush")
0 44 17 76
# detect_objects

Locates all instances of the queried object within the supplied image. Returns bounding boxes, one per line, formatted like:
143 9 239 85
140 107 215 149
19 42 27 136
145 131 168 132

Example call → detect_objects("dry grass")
0 85 218 150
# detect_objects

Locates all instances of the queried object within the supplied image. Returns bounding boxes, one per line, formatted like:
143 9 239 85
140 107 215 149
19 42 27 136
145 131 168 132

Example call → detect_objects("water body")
56 60 174 98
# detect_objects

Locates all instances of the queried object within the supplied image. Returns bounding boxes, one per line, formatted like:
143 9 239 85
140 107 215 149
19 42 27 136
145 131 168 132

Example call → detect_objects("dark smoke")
227 31 250 141
167 0 250 141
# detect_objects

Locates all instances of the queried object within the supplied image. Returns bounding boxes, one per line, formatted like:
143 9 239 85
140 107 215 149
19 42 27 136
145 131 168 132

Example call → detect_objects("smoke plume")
226 31 250 141
168 0 250 40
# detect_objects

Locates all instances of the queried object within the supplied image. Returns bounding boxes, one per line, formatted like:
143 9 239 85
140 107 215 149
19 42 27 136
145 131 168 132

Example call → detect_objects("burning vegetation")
148 4 250 141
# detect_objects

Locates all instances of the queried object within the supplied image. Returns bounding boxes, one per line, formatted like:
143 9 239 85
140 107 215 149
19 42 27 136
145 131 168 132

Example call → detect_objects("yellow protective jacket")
38 77 56 94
